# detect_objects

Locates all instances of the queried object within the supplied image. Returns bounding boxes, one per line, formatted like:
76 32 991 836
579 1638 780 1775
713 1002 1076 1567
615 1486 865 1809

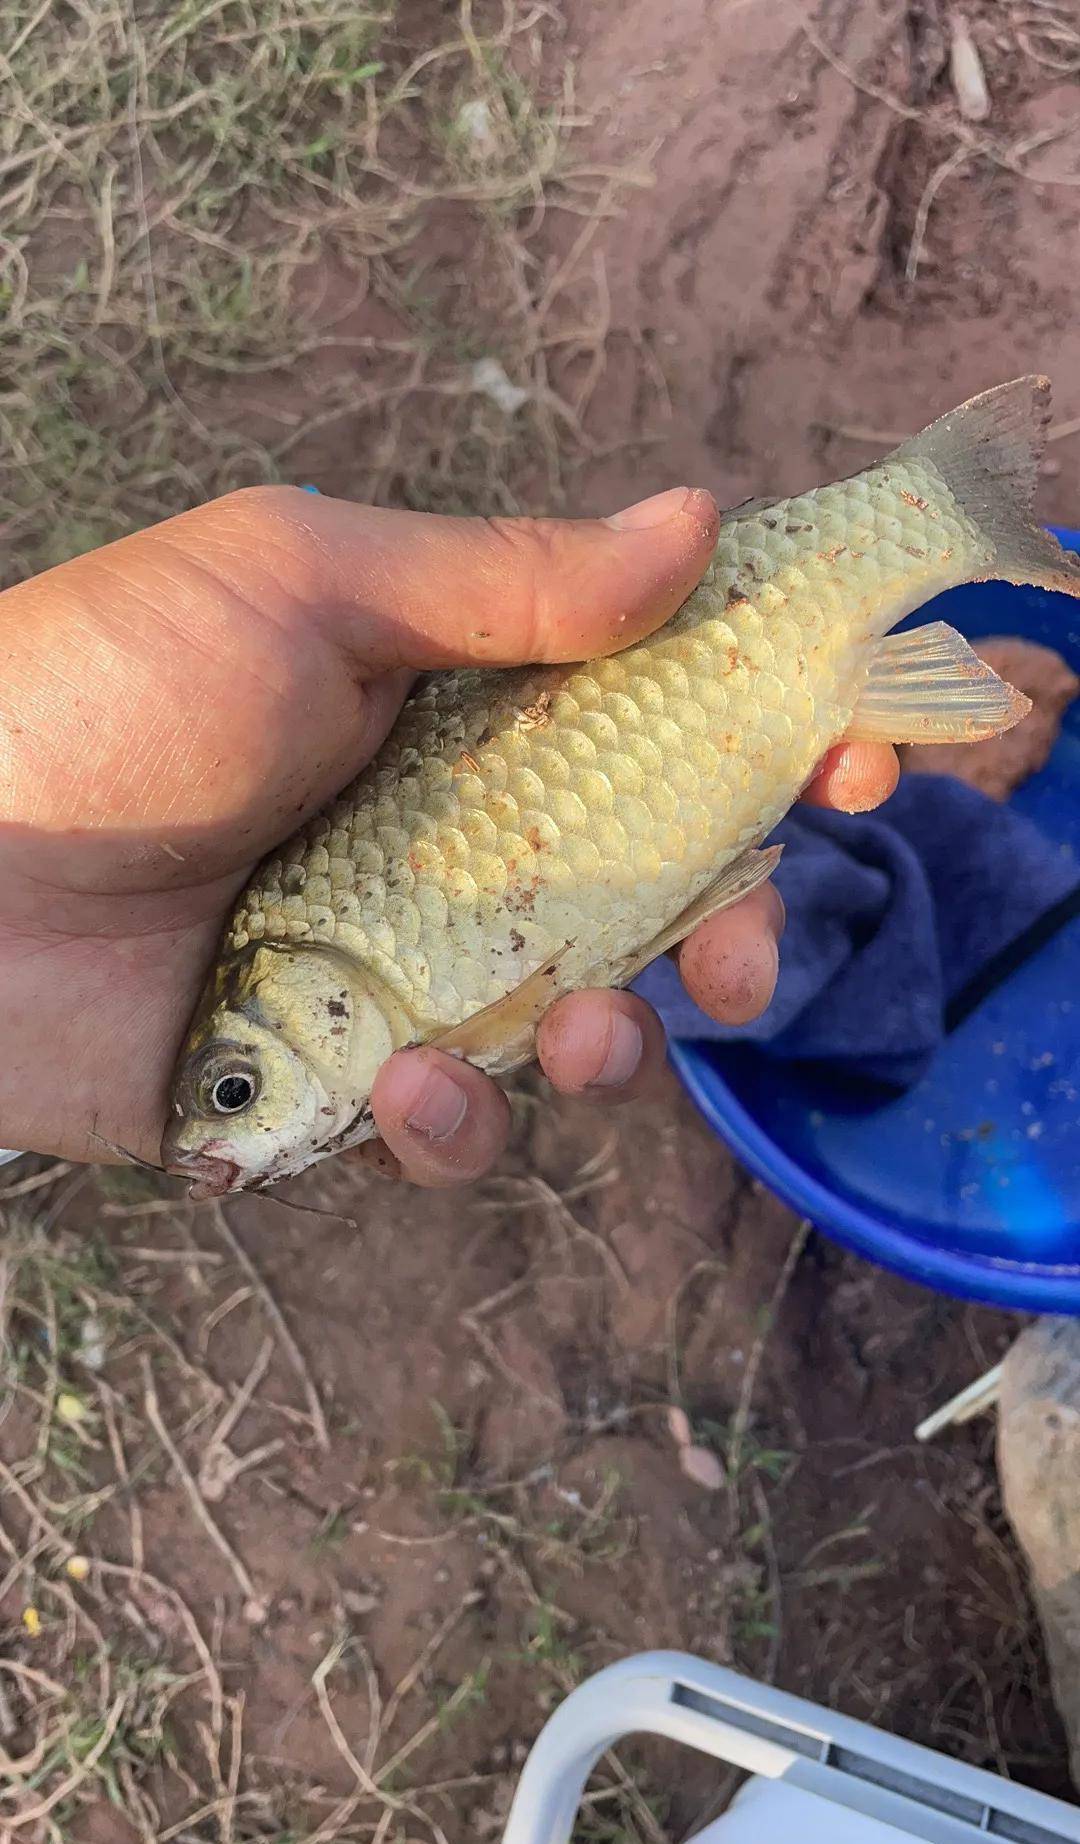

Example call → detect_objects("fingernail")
606 486 691 531
404 1065 468 1140
587 1012 643 1089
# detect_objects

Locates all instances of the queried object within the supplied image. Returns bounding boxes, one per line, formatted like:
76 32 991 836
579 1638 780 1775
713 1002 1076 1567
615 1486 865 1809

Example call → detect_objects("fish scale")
227 454 981 1027
166 376 1080 1194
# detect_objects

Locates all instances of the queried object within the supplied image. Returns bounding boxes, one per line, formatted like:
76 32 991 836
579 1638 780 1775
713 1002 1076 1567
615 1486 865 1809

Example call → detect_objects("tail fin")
893 375 1080 599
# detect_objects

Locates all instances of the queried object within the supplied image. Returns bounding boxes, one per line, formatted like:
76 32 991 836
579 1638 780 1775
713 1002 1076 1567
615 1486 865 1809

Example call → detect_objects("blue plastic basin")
671 528 1080 1312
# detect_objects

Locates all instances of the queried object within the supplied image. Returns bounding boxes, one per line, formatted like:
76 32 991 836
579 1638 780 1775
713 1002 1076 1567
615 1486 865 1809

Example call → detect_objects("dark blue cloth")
634 775 1080 1089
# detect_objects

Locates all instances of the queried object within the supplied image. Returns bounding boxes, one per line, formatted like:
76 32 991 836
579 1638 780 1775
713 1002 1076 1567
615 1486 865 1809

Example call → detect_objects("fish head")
163 942 401 1194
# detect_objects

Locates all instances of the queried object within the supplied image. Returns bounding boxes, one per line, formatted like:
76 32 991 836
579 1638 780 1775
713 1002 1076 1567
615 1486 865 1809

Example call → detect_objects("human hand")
0 486 897 1186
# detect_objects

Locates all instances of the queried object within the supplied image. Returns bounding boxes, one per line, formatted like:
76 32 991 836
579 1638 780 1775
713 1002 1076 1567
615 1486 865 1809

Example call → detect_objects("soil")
6 1 1080 1837
37 1102 1069 1842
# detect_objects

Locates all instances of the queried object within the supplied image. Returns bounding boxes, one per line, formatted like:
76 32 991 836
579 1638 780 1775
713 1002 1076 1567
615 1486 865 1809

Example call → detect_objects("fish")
164 375 1080 1195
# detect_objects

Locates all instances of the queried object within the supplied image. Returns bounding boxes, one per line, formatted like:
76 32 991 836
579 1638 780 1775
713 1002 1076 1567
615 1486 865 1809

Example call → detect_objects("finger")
347 1138 404 1182
674 882 785 1025
536 989 667 1105
800 740 899 813
170 482 719 671
369 1046 512 1187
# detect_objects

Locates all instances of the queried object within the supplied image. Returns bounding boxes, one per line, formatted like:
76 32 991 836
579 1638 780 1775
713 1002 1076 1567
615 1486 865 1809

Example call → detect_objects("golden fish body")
165 377 1079 1192
232 475 980 1009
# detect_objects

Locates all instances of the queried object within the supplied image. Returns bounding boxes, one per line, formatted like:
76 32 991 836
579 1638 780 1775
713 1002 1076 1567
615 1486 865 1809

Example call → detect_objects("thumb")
179 483 720 671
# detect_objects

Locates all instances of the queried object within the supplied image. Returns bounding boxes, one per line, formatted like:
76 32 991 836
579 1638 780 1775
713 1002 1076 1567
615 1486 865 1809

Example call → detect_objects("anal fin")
612 844 784 985
847 622 1031 745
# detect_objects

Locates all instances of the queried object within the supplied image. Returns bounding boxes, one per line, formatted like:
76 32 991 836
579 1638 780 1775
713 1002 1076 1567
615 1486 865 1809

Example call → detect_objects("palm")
0 512 409 1165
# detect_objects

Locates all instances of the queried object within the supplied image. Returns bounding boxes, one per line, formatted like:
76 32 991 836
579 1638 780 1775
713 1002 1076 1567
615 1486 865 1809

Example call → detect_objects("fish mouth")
165 1150 244 1199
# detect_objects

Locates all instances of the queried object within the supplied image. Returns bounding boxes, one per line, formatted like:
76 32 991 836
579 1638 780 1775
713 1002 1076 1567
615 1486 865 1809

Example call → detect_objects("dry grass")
0 1146 1049 1841
802 1 1080 291
0 4 674 1833
0 1161 677 1842
0 0 658 589
0 1168 462 1840
0 1178 232 1839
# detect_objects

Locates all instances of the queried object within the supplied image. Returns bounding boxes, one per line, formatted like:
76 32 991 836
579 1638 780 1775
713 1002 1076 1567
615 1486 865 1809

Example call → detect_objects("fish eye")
192 1050 261 1118
211 1072 257 1114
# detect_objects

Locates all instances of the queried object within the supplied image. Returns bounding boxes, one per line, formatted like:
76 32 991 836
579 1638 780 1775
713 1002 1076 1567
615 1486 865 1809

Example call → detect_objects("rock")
998 1317 1080 1787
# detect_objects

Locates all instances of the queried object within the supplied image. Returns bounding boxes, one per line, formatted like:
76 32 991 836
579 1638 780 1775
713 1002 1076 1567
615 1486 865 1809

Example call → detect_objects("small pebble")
949 12 991 121
343 1589 380 1617
666 1405 692 1448
679 1444 725 1491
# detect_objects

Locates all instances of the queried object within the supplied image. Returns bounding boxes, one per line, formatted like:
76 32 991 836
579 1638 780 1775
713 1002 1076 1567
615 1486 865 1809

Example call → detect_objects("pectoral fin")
428 847 783 1074
847 622 1031 745
429 944 573 1074
612 844 784 985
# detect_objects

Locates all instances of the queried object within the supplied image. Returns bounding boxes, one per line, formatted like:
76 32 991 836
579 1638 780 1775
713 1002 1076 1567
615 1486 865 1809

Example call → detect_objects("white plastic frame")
501 1650 1080 1844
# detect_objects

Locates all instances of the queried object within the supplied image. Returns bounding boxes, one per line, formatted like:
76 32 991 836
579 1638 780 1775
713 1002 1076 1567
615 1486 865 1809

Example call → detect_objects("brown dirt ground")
5 1 1080 1838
